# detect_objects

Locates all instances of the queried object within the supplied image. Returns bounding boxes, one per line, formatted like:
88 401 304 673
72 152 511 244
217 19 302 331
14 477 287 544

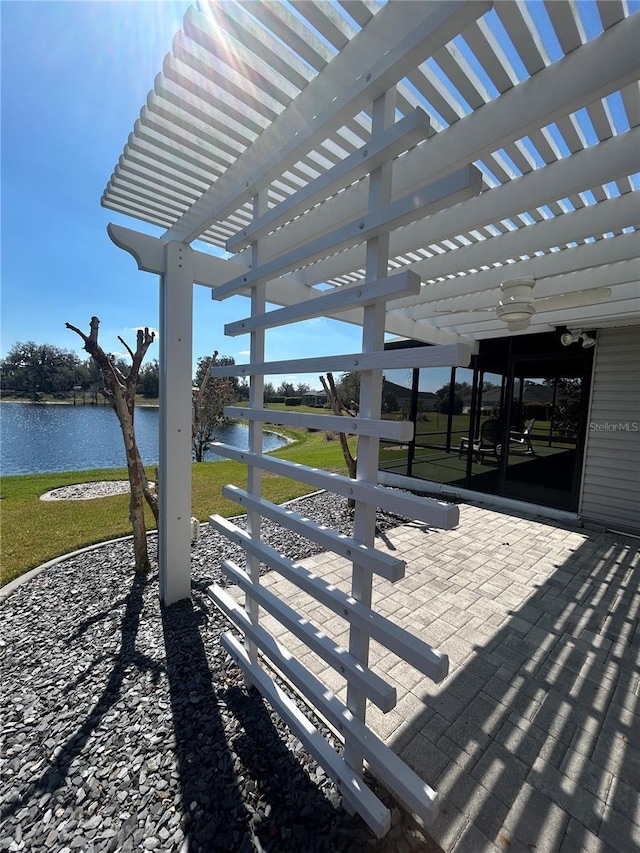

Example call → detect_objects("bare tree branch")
118 336 135 362
129 328 155 387
320 372 357 490
64 322 89 346
67 319 121 391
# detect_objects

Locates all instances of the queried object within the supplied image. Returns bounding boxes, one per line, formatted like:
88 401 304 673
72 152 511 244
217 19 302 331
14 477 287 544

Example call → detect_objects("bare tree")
320 372 357 508
66 317 159 573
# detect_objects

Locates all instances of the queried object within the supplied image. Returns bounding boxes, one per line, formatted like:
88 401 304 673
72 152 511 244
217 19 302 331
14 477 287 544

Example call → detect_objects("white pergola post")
159 241 194 605
344 88 396 782
245 190 267 670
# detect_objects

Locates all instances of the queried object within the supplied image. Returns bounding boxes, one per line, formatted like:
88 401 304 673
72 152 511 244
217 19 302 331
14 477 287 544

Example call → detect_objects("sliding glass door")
499 360 590 510
380 332 594 513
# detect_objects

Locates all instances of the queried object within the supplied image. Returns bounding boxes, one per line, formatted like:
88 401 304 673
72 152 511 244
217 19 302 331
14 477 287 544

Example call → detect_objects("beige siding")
580 326 640 532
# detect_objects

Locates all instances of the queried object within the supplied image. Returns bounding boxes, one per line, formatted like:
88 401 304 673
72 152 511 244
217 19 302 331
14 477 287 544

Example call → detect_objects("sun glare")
93 1 192 91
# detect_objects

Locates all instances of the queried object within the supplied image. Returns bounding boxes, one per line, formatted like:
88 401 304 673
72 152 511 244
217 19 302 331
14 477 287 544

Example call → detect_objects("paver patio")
228 502 640 853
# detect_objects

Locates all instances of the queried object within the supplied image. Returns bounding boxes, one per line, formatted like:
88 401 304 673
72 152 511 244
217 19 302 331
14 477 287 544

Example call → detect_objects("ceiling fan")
428 277 612 332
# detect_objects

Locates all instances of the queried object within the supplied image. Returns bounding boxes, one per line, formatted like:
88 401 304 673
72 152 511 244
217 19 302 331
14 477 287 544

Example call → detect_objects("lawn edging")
0 531 155 604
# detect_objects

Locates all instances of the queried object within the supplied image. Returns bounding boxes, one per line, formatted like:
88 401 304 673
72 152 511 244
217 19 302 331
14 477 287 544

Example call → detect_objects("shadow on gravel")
2 573 159 819
161 594 251 852
223 683 358 851
161 582 377 853
68 592 132 642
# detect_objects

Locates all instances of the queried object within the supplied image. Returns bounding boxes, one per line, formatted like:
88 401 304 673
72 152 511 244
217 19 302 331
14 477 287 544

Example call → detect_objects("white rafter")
102 2 640 343
100 0 640 359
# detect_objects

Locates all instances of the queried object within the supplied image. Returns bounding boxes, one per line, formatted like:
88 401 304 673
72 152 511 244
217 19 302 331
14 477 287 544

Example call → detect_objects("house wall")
580 326 640 533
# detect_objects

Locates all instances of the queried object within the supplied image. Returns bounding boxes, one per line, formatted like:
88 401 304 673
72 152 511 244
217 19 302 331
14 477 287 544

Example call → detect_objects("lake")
0 403 287 476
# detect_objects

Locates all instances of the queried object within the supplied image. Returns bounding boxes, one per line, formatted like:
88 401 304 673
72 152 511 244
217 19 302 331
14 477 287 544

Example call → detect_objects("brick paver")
226 503 640 852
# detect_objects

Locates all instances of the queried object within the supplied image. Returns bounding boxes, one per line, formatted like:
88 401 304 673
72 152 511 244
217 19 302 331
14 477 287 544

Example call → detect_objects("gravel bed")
1 492 434 853
40 482 137 501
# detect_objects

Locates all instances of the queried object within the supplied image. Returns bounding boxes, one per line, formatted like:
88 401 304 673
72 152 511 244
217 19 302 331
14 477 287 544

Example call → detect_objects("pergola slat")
153 77 258 150
164 53 275 132
596 0 626 29
493 0 549 76
184 5 310 96
227 110 430 251
428 268 638 315
232 15 639 276
465 18 519 92
214 164 482 299
290 128 638 287
295 0 356 50
621 81 640 128
161 0 491 243
102 1 639 301
408 187 639 286
244 0 338 70
544 0 586 55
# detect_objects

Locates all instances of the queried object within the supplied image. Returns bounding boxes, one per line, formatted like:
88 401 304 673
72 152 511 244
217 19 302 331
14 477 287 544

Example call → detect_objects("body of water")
0 403 287 476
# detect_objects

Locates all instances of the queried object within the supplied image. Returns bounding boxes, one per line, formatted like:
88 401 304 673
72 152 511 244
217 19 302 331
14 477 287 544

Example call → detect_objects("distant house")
301 390 328 408
383 379 438 412
478 381 554 416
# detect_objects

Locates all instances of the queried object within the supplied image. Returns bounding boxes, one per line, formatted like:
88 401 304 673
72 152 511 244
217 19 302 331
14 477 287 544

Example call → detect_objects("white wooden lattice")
205 83 477 838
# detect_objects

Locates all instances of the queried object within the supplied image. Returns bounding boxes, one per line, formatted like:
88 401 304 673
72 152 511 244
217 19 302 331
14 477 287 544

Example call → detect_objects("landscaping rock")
1 492 433 852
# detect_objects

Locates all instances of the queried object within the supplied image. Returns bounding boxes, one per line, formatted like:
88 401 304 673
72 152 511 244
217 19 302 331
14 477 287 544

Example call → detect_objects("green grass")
0 427 355 588
234 400 332 415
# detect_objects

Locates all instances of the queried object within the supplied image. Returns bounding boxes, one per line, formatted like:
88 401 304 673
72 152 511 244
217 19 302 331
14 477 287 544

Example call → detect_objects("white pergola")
105 0 639 335
102 1 640 835
104 0 639 592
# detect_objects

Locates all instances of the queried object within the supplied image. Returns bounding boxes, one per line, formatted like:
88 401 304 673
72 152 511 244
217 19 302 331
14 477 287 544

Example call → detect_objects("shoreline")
0 429 296 480
0 398 160 407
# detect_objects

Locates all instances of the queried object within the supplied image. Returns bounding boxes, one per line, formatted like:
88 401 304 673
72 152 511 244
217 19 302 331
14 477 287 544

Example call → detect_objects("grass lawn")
0 427 355 587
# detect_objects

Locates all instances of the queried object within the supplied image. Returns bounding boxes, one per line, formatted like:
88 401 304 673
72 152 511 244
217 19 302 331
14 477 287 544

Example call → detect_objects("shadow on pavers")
389 523 639 853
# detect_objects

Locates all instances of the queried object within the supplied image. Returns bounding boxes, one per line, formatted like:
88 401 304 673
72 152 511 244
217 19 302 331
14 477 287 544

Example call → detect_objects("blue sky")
0 0 363 389
4 1 634 394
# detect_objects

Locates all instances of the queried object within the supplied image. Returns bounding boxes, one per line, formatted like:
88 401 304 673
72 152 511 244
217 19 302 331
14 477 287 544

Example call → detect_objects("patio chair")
458 418 503 464
510 418 536 454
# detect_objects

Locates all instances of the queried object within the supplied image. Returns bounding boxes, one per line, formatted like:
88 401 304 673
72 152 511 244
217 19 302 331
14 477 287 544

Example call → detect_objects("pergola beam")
261 277 474 347
107 223 248 286
213 164 483 299
404 272 638 326
408 189 639 286
450 292 640 336
237 14 639 271
391 227 640 310
161 0 490 243
288 128 639 286
226 109 431 252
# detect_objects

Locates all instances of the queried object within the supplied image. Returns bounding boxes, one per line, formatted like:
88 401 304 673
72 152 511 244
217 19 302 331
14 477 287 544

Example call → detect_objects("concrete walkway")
230 503 640 853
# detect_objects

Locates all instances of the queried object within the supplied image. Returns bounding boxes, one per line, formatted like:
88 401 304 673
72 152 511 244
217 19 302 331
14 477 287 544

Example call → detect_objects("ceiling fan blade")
429 306 493 315
532 287 612 313
420 285 612 319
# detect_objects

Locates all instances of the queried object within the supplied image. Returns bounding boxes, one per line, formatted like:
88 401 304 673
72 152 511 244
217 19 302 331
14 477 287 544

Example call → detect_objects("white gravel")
40 482 154 501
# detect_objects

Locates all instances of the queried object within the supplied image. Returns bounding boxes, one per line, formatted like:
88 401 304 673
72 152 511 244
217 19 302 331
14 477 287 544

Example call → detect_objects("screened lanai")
101 0 640 837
